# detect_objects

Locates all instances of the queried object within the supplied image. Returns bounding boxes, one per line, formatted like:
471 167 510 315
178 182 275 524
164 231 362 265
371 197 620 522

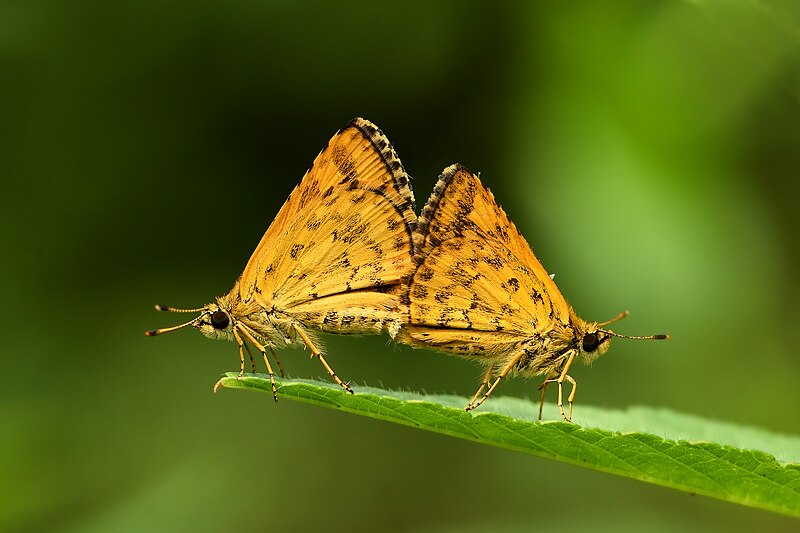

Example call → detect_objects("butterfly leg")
541 352 577 421
564 374 577 422
232 328 249 377
465 353 525 411
212 330 250 396
236 325 278 402
468 364 497 406
293 324 354 394
242 341 258 374
268 346 287 378
537 381 550 420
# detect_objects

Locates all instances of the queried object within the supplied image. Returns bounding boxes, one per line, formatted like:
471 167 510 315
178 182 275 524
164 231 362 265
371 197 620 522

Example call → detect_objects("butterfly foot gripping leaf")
396 164 667 421
147 118 417 397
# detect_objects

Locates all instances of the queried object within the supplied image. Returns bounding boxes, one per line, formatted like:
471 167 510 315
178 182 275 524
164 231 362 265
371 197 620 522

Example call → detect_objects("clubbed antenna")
596 310 668 340
154 305 204 313
146 305 205 336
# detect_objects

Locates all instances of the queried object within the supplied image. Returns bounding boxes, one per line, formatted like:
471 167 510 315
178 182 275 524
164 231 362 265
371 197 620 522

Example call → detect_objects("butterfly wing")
399 164 571 353
236 118 416 331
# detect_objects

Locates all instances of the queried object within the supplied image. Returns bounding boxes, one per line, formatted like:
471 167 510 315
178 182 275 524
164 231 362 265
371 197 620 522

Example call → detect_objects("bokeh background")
3 1 800 531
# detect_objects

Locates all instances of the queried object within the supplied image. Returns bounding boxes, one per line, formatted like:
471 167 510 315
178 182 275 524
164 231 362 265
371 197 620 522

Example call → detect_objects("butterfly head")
145 302 235 342
578 326 612 364
577 310 669 364
194 303 236 341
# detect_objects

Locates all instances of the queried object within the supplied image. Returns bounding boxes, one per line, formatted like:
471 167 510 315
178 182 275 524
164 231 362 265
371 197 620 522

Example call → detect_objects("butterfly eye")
582 332 600 352
210 310 230 329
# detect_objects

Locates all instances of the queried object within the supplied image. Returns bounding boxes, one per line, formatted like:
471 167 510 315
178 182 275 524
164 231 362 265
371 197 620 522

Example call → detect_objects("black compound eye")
210 310 229 329
582 332 600 352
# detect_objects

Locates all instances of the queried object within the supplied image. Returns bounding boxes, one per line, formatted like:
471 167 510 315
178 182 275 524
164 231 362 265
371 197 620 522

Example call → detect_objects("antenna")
146 305 206 336
598 310 629 327
598 310 669 340
154 304 204 313
602 330 669 340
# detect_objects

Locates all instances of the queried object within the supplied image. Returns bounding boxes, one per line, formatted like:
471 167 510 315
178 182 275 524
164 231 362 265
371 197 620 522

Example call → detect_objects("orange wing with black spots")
237 118 417 322
150 119 421 398
392 164 668 421
399 164 572 351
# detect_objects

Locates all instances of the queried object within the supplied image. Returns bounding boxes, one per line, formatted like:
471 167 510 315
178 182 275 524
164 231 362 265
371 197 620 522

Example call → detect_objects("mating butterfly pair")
147 119 666 421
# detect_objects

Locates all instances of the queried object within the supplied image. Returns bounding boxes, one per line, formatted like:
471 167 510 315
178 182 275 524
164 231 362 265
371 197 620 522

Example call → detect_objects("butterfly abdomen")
513 332 577 378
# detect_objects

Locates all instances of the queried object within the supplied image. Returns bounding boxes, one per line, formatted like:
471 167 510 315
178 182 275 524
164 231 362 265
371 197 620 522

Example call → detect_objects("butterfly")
147 118 417 399
395 164 667 421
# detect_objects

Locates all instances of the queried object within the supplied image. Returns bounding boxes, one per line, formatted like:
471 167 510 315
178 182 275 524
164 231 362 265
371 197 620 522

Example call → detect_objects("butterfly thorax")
213 287 306 350
511 309 612 378
513 318 579 378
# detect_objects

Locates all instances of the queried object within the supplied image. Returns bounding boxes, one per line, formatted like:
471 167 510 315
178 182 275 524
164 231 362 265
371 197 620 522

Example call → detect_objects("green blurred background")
3 1 800 530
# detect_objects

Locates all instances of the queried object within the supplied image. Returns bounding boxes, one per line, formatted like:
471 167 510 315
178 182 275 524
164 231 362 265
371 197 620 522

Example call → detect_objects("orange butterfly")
147 118 417 399
396 164 667 421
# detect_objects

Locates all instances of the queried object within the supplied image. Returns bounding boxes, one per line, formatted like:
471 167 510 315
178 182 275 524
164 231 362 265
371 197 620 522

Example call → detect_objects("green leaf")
217 374 800 518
